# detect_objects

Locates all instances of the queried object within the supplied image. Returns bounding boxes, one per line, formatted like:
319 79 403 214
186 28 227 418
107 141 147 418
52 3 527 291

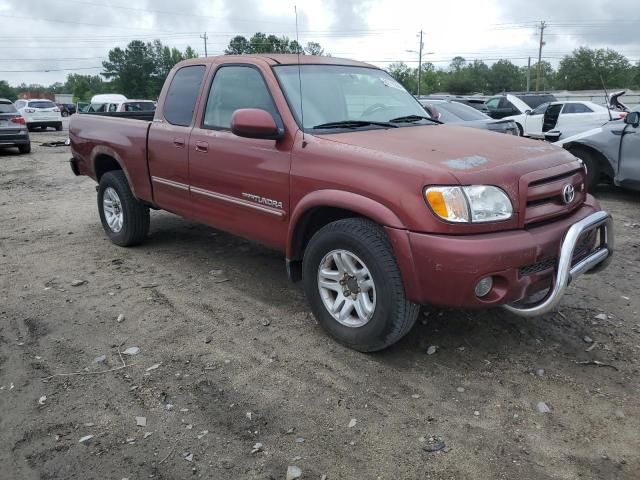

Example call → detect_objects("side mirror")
230 108 283 140
624 111 640 127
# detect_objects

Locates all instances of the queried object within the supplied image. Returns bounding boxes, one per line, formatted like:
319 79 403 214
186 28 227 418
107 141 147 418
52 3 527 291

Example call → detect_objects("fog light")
475 276 493 297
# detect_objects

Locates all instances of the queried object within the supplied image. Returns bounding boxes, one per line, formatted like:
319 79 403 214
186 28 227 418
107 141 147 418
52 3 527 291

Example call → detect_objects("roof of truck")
179 54 376 68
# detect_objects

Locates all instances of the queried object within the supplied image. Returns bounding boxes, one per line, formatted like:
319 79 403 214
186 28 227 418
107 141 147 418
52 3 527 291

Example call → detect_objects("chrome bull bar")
504 210 613 317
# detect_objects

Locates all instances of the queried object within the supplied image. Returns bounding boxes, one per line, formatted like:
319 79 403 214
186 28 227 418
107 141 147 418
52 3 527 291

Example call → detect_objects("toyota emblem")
562 184 575 204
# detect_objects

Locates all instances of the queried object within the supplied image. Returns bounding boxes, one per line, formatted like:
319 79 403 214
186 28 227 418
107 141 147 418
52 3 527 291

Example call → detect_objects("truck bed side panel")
69 115 154 203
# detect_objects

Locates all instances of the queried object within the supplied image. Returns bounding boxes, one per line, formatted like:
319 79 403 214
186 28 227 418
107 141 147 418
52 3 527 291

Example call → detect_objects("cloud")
324 0 374 31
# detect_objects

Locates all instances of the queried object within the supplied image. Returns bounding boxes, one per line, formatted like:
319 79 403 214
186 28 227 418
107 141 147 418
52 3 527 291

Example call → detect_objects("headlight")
424 185 513 223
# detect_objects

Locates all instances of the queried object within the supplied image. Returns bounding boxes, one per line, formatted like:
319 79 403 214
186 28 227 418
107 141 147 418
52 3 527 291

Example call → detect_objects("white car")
506 101 618 139
14 99 63 131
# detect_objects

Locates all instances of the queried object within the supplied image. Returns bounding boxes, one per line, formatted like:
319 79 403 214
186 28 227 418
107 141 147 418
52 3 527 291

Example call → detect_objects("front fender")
287 189 406 256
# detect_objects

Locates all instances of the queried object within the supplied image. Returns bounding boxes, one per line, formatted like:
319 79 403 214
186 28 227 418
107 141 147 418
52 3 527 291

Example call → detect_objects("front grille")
523 168 586 226
518 230 597 276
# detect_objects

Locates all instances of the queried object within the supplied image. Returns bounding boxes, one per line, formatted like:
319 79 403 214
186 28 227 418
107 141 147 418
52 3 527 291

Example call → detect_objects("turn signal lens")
424 187 469 223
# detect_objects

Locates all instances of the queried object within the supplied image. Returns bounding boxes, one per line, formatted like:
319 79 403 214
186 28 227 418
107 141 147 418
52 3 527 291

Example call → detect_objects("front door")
618 117 640 186
147 64 207 216
523 102 548 137
188 64 291 250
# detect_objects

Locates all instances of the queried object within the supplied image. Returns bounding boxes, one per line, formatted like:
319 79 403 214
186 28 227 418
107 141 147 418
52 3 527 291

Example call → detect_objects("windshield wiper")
312 120 398 130
389 115 442 125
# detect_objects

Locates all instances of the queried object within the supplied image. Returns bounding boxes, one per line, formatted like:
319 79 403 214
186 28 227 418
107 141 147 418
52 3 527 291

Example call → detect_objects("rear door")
188 63 291 250
147 64 207 215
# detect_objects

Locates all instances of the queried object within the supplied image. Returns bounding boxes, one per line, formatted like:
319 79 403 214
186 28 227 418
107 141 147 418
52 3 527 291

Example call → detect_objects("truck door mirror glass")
231 108 283 140
624 111 639 127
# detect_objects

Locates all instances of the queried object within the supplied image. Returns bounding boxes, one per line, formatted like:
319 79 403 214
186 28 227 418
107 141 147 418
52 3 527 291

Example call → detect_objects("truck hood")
315 124 577 185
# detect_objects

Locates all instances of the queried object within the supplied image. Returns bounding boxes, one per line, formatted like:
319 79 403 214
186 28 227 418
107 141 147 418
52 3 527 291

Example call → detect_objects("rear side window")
28 101 56 109
203 65 278 129
485 98 500 109
0 101 17 113
562 103 593 114
164 65 206 126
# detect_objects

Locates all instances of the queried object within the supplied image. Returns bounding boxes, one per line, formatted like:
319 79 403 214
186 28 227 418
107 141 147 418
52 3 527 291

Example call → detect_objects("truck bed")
69 113 154 202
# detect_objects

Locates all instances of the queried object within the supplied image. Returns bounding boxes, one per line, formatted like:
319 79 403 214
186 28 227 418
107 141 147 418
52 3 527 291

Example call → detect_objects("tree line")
389 47 640 96
1 38 638 103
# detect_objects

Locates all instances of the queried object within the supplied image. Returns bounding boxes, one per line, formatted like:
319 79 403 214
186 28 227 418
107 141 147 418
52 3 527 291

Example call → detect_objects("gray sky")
1 0 638 86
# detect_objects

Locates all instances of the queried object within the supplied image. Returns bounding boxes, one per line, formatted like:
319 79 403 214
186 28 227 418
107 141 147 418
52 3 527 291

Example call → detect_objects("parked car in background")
14 99 63 131
558 107 640 191
420 99 519 135
506 100 617 139
0 98 30 153
421 95 490 114
79 95 156 114
57 103 76 117
485 93 557 121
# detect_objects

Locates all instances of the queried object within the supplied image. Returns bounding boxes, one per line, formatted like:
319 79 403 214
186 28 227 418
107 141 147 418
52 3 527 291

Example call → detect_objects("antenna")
294 6 306 146
599 73 612 121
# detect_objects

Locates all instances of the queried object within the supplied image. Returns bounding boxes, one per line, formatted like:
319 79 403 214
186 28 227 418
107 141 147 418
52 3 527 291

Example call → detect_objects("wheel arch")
564 142 615 180
287 190 406 262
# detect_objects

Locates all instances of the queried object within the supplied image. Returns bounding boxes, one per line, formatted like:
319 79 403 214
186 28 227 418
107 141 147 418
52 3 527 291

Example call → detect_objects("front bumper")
393 198 612 312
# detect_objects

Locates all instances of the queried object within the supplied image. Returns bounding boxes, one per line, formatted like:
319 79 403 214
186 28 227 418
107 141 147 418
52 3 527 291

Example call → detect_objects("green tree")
224 33 326 56
102 40 197 98
557 47 634 90
305 42 324 56
0 80 17 101
64 73 110 102
488 59 523 93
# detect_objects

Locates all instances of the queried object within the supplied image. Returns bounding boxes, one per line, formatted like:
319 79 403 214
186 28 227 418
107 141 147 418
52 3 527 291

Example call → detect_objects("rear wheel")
302 218 419 352
18 143 31 154
570 148 600 192
61 111 69 118
97 170 150 247
55 123 62 131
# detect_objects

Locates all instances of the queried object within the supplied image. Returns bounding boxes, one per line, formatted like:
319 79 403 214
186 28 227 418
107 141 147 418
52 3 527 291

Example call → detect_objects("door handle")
195 141 209 153
173 138 185 148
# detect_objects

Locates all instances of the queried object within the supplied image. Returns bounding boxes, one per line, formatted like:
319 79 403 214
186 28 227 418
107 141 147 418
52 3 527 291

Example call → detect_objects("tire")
515 122 524 136
61 111 69 117
55 123 62 131
302 218 419 352
18 143 31 154
570 148 600 192
97 170 150 247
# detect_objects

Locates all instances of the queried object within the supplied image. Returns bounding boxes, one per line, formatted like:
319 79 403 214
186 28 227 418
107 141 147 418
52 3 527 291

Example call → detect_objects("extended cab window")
203 66 278 129
164 65 206 126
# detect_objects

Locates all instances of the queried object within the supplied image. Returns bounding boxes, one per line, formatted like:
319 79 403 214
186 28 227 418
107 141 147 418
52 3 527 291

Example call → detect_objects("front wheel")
18 143 31 154
302 218 419 352
97 170 150 246
569 148 600 192
55 123 62 131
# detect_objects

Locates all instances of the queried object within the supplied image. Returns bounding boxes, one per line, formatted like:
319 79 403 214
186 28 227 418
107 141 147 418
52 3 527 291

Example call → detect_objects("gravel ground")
1 125 639 480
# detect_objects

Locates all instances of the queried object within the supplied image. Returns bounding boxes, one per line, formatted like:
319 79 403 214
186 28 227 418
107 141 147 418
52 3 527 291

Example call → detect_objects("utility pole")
200 32 208 57
417 30 424 98
526 56 531 92
535 21 546 92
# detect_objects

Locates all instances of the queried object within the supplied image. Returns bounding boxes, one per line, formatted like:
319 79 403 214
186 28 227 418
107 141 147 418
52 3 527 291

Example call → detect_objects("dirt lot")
1 125 639 480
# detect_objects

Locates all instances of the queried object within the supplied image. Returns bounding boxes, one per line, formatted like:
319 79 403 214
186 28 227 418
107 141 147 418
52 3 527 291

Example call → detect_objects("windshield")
274 65 428 129
436 102 488 121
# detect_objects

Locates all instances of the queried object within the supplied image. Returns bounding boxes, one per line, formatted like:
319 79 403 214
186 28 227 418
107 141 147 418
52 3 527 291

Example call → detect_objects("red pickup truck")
69 55 613 352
